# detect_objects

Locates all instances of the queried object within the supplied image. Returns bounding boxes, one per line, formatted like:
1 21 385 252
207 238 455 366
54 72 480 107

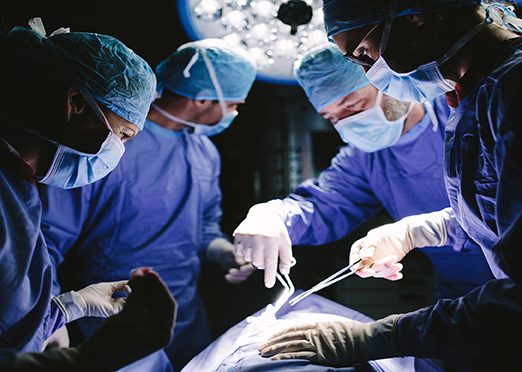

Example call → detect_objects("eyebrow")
341 95 360 107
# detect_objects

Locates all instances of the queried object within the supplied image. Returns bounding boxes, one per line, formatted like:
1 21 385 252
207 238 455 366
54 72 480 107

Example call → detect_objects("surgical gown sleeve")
488 63 522 284
39 185 92 295
200 141 226 252
281 145 382 246
395 215 522 369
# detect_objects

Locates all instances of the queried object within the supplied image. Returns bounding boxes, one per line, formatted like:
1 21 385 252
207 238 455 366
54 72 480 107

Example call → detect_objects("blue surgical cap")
156 38 257 101
323 0 482 38
294 44 370 111
6 27 156 130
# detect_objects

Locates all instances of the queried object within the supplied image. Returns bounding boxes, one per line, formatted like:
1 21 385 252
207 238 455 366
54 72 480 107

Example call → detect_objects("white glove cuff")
247 200 287 221
53 291 87 323
403 210 449 248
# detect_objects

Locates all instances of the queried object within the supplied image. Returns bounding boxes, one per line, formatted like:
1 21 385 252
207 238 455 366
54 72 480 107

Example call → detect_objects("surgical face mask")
334 91 411 152
151 103 238 137
153 43 239 137
37 131 125 189
365 16 486 103
37 93 125 189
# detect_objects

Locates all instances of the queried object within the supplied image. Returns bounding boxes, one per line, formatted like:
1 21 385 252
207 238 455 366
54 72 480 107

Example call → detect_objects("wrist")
355 314 402 362
206 237 232 263
403 211 448 248
53 291 87 323
248 200 287 221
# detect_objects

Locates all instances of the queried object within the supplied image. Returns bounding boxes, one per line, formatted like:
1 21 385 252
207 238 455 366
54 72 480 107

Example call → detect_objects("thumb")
110 280 130 293
234 252 247 266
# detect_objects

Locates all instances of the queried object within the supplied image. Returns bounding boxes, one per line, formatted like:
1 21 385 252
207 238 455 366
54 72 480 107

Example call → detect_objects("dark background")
1 9 437 341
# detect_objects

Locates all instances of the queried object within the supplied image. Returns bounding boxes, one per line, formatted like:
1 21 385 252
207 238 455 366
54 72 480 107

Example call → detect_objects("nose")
323 114 337 124
228 104 239 112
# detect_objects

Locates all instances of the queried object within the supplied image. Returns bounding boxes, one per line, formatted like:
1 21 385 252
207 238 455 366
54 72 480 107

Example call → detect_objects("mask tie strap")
199 47 229 117
379 0 399 56
374 90 384 108
438 22 487 66
183 48 200 78
28 17 70 37
0 137 22 159
423 100 439 132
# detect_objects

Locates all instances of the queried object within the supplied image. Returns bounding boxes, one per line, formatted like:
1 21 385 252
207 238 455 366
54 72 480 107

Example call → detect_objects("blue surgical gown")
39 120 226 371
394 38 522 369
0 148 65 358
280 97 493 299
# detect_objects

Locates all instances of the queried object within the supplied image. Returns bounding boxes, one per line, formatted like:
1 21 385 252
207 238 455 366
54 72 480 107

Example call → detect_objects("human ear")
66 88 88 121
193 99 213 109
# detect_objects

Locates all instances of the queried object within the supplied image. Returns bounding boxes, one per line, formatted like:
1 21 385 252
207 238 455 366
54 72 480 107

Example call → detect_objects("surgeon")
234 44 493 301
39 38 257 371
0 20 175 370
259 1 522 370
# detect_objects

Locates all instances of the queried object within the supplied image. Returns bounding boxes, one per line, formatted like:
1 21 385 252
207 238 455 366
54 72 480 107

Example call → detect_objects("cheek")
336 106 354 121
198 105 222 125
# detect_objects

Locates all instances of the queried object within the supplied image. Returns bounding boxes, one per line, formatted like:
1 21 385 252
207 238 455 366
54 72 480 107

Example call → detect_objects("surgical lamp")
178 0 329 85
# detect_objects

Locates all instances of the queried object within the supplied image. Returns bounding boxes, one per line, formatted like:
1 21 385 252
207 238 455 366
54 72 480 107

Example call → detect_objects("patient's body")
183 292 442 371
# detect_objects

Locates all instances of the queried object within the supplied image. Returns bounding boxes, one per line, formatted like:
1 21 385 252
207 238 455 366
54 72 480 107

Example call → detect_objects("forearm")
52 291 87 324
44 300 67 340
13 347 85 372
395 278 522 367
403 208 453 248
283 195 381 246
202 228 226 254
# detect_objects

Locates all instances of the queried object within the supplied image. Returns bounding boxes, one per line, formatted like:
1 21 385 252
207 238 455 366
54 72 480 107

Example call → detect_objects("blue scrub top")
0 147 65 357
39 120 226 370
281 97 494 299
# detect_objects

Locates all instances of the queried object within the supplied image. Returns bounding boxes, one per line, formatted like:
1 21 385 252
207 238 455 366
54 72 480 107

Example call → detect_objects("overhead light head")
276 0 313 35
178 0 329 85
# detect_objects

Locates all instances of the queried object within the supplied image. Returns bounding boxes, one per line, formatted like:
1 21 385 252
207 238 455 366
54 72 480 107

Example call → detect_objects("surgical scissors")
288 258 371 307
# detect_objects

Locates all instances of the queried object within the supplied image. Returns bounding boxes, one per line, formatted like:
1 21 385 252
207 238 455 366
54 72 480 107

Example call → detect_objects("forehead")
104 109 140 132
320 85 376 112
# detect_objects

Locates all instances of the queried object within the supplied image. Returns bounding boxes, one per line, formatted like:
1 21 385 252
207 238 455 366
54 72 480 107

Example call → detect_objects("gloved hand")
42 326 70 350
233 200 293 288
78 267 176 371
13 268 175 372
260 315 401 367
207 237 256 284
349 210 450 280
53 281 130 323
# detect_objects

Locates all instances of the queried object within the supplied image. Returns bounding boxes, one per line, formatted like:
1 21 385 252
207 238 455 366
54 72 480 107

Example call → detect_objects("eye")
119 129 134 142
344 100 359 110
354 48 375 66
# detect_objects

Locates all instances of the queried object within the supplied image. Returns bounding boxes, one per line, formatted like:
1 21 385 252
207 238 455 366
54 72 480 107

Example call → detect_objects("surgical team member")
0 22 175 370
260 1 522 370
39 38 257 371
233 44 493 300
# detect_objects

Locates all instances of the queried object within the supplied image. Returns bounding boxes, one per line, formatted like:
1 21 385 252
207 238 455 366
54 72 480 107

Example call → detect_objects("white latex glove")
349 210 450 280
53 281 130 323
260 315 401 367
233 200 293 288
42 326 70 350
207 237 256 284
